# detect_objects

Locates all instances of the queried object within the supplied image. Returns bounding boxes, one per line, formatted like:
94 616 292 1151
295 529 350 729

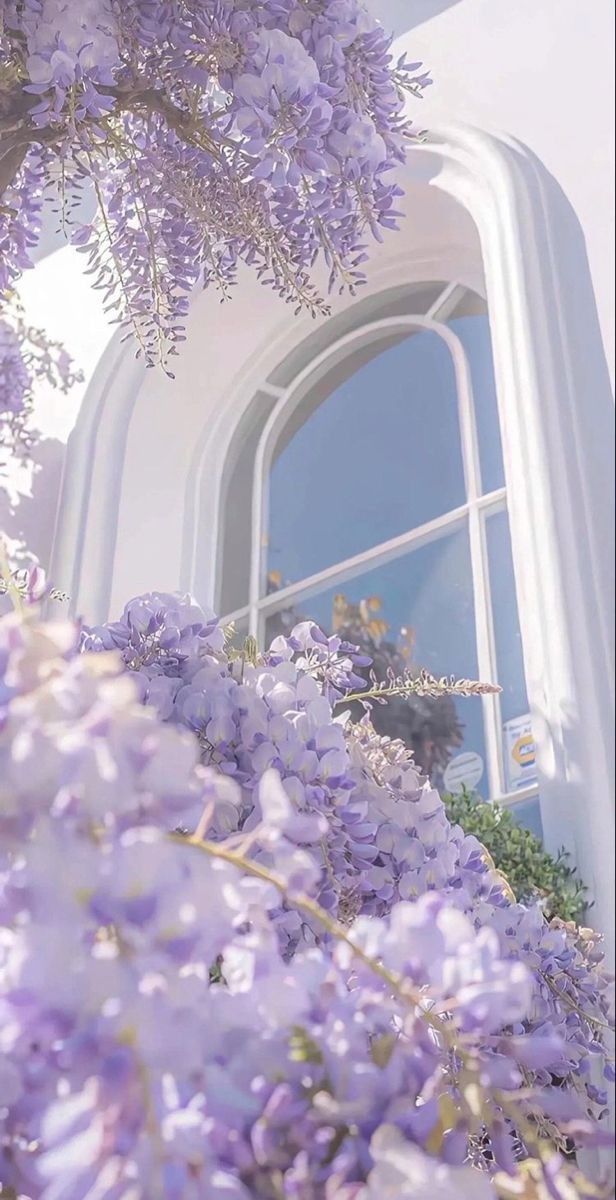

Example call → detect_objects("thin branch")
171 831 449 1035
542 973 614 1033
0 82 225 204
101 85 225 158
338 667 502 706
171 831 583 1180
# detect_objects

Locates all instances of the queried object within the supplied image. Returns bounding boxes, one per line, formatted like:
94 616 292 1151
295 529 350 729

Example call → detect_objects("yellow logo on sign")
512 734 535 767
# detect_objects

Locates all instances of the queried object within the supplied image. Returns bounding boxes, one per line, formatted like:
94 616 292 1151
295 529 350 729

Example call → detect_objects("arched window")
218 280 541 833
50 125 614 954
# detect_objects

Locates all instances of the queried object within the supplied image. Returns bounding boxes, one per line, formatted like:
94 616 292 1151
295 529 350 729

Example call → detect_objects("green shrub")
443 789 587 923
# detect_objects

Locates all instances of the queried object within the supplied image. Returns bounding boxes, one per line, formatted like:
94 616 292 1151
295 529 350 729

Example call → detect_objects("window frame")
220 282 540 814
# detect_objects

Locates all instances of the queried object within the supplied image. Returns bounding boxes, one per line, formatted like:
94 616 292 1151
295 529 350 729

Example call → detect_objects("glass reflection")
267 330 466 587
266 526 489 796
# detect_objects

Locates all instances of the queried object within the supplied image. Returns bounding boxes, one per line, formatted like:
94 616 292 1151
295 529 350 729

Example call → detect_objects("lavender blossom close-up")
0 603 613 1199
0 3 614 1199
0 0 429 392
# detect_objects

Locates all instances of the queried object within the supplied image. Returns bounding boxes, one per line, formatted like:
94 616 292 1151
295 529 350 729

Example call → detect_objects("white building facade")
5 1 614 954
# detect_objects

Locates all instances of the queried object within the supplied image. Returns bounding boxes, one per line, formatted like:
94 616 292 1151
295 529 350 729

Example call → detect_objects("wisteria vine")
0 6 614 1198
0 0 429 429
0 588 612 1197
0 294 82 475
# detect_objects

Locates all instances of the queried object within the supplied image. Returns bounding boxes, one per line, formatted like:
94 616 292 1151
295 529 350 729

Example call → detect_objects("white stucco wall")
375 0 615 386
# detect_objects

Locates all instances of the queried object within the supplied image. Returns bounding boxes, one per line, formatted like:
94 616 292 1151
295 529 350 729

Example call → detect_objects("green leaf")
442 791 587 924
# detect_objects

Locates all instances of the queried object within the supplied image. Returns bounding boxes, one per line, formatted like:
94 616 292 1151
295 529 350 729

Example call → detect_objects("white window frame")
219 284 539 813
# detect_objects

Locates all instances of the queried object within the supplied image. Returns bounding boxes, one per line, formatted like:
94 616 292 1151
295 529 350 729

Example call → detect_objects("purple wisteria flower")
0 604 613 1198
0 299 82 472
81 595 615 1117
0 1 430 378
23 0 121 113
0 320 30 414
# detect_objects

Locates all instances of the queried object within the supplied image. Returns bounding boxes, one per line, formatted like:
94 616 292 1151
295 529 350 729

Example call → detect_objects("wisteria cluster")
81 597 615 1070
0 601 613 1199
0 297 82 473
0 0 428 388
266 585 464 784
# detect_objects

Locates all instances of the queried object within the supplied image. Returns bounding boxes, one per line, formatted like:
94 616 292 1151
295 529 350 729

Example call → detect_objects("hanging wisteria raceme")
0 0 429 389
0 603 613 1199
0 297 82 474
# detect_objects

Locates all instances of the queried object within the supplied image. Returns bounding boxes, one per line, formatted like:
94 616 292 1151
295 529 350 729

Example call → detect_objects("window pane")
486 509 538 793
267 330 466 587
265 526 489 797
448 311 505 494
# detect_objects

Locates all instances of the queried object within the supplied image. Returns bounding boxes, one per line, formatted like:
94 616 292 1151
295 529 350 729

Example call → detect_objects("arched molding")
418 126 615 964
49 331 145 622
